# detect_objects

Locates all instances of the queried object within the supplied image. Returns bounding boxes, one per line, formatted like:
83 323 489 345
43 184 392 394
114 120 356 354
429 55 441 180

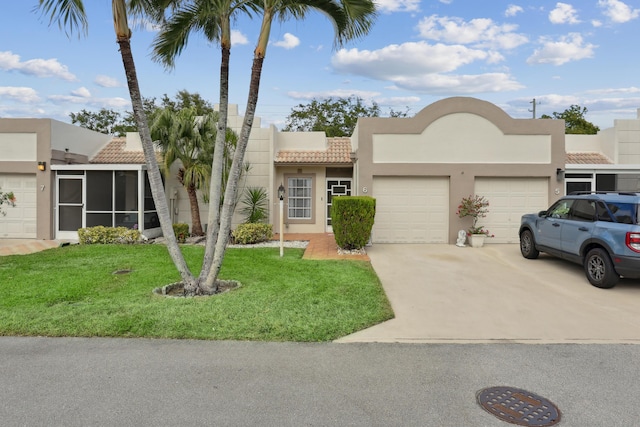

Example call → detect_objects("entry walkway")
0 234 370 261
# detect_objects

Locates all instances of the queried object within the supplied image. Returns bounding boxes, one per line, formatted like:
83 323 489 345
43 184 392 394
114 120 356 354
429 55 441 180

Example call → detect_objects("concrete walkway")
0 238 63 256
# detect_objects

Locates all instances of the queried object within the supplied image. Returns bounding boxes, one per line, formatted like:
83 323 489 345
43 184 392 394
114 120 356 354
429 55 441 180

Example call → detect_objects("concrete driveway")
337 244 640 344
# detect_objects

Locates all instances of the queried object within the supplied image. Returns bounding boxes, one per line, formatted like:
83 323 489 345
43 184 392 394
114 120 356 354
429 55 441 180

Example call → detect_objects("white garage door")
475 177 549 243
373 177 449 243
0 173 37 238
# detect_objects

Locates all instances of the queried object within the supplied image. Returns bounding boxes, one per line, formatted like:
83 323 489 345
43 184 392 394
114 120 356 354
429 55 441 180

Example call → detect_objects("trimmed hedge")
78 226 141 245
232 223 274 245
332 196 376 250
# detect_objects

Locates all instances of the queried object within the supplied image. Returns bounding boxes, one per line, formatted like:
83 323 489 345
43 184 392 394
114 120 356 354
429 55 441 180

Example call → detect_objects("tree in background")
69 90 214 136
541 105 600 135
283 96 409 137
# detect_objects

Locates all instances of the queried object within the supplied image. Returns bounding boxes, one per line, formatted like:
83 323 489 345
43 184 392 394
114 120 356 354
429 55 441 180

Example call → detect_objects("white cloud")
527 33 596 65
505 5 524 17
585 86 640 95
416 15 528 50
288 89 382 100
231 30 249 46
71 87 91 98
0 86 40 103
0 51 76 81
95 75 121 88
376 0 421 13
439 0 453 4
273 33 300 49
598 0 640 23
48 93 130 109
332 42 495 78
549 3 581 24
331 42 522 94
591 19 603 27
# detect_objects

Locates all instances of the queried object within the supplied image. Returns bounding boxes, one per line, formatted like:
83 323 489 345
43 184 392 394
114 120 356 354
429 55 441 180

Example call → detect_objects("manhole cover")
477 386 561 426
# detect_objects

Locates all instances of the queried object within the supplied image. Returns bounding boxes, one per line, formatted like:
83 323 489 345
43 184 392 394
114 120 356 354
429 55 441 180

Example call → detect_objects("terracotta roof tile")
566 152 614 165
275 137 354 164
91 137 162 164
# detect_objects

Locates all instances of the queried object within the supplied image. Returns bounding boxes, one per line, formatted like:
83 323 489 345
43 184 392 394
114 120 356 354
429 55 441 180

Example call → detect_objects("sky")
2 1 640 131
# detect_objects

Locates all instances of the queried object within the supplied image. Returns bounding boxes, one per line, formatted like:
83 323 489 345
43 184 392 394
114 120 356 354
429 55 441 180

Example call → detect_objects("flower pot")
468 234 486 248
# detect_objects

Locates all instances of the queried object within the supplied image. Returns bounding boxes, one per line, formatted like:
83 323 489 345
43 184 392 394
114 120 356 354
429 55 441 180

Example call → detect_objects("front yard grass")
0 244 393 341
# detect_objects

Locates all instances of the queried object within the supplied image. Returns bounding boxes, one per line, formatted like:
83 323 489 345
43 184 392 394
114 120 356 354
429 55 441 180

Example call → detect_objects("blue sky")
2 0 640 130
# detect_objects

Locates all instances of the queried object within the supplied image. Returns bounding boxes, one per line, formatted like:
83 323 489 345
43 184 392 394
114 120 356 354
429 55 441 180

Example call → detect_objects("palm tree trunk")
200 44 231 282
187 181 203 236
117 37 197 290
204 56 264 289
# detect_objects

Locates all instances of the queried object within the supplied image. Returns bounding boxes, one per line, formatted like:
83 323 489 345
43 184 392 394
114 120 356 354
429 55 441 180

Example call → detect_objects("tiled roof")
566 152 614 165
91 137 162 164
275 137 354 164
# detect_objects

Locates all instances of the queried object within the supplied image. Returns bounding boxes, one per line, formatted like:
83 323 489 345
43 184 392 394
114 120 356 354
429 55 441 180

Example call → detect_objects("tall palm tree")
152 0 376 293
203 0 377 290
37 0 198 290
151 0 259 293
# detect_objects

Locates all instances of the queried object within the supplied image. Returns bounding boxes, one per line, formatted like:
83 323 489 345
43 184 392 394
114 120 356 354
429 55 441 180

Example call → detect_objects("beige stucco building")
2 97 640 244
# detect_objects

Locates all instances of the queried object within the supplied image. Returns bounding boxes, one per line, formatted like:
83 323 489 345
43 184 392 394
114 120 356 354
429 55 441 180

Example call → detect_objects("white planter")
468 234 486 248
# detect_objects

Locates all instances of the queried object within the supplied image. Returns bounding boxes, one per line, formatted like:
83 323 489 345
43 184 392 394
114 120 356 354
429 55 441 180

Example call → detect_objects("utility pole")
529 98 538 119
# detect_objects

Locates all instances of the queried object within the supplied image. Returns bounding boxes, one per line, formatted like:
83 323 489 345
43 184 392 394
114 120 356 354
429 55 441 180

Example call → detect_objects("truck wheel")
520 230 539 259
584 248 619 289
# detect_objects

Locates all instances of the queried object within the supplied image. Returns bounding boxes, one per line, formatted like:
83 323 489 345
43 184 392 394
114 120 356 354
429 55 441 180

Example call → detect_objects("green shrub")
232 223 273 244
173 223 190 243
78 226 141 245
332 196 376 250
240 186 269 223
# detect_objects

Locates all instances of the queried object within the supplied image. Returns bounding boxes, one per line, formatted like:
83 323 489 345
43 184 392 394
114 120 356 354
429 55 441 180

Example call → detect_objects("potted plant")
457 195 493 247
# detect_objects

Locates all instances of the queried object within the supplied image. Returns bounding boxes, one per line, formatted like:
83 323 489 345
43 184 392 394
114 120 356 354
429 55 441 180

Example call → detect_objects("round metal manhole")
477 386 561 426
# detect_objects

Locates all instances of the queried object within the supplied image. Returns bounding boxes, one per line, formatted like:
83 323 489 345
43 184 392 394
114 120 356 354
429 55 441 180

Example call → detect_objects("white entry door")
326 178 352 232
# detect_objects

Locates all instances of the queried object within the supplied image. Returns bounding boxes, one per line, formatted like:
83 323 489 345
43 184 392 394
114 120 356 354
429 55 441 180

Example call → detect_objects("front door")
326 178 352 232
56 175 85 240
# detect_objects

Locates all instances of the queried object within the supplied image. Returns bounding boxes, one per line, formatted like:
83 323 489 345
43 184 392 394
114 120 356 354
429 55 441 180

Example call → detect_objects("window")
570 200 595 222
547 199 573 219
286 175 314 223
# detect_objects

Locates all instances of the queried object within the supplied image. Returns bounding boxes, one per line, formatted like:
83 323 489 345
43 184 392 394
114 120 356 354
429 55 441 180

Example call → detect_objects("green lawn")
0 244 393 341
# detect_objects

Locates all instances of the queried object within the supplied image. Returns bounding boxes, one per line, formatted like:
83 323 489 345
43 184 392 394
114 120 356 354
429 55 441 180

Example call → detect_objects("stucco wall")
353 97 566 244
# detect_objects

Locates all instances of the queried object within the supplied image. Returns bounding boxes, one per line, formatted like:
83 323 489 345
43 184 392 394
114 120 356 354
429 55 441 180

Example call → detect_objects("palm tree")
37 0 198 290
151 107 213 236
151 0 259 294
152 0 376 293
203 0 377 290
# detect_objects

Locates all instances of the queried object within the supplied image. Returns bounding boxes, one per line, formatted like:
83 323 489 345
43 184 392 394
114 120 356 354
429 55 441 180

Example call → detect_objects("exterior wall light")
556 168 564 181
38 161 46 171
278 183 285 201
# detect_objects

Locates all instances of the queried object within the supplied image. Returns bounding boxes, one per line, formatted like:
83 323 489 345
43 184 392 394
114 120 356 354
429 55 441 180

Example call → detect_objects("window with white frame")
287 177 313 220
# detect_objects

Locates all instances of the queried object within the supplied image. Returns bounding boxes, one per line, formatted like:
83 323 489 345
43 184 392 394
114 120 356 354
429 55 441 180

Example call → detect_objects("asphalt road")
2 337 639 426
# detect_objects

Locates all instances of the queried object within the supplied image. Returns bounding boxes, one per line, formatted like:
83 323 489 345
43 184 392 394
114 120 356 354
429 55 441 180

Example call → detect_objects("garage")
372 177 449 243
0 173 37 238
474 177 549 243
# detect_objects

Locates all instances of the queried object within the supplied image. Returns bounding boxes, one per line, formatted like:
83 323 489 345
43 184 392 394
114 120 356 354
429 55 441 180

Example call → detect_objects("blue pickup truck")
519 192 640 288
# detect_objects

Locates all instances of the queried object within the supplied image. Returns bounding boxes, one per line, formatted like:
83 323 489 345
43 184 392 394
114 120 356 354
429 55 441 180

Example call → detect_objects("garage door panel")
0 173 37 238
475 178 548 244
373 177 449 243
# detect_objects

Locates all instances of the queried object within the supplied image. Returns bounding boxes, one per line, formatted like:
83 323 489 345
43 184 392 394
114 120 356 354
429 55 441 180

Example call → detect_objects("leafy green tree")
69 91 212 136
541 105 600 135
283 97 380 136
69 108 131 136
38 0 197 290
283 97 410 136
